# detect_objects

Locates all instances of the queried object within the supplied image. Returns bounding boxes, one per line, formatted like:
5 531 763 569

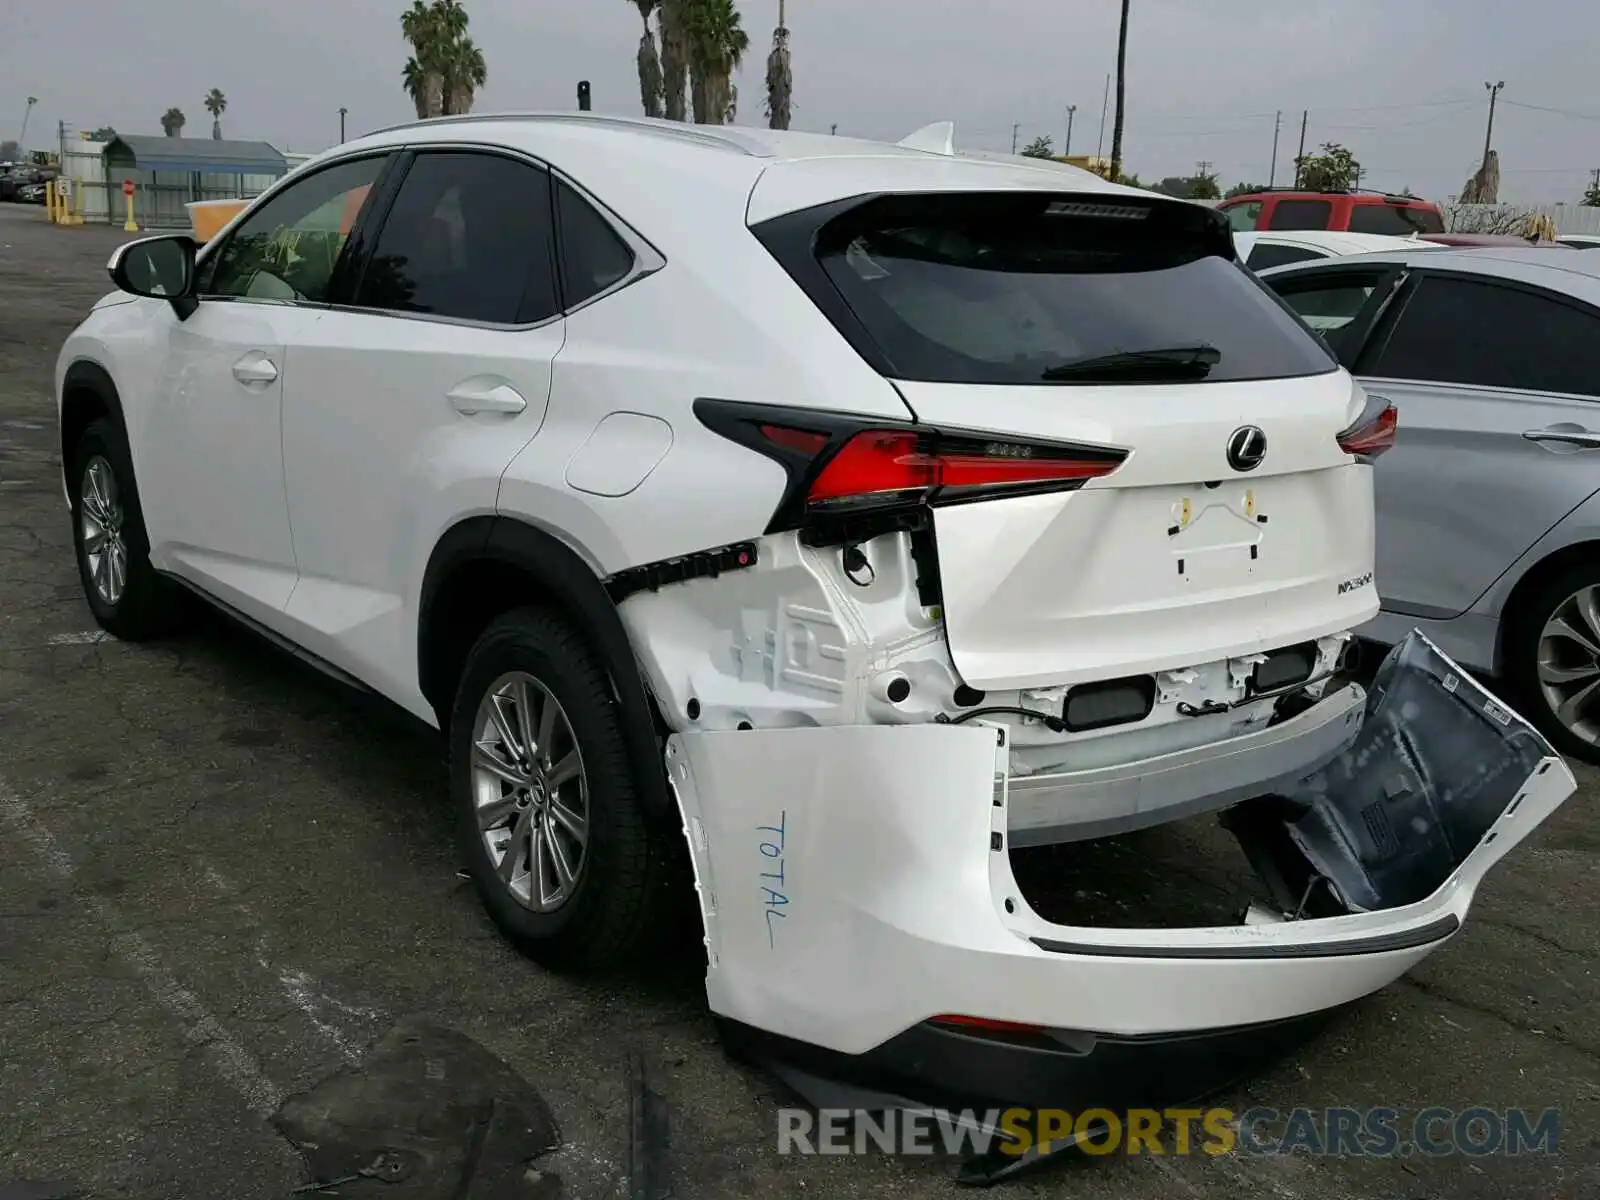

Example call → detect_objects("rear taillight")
1337 395 1397 462
695 398 1127 542
803 430 1121 507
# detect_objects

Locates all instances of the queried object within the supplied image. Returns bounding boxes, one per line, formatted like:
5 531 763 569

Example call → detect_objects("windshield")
813 193 1336 385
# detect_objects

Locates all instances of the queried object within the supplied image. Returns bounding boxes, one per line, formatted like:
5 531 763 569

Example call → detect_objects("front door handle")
447 380 527 416
231 353 279 386
1523 426 1600 450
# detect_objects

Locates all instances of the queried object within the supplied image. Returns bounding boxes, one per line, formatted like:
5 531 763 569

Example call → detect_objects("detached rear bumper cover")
667 631 1574 1106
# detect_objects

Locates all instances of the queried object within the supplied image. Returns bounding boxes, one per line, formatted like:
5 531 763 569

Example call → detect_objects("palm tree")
401 0 445 118
401 0 484 118
441 36 487 114
659 0 689 121
160 107 186 137
1109 0 1130 183
764 0 791 130
631 0 664 118
402 57 434 119
204 89 227 140
683 0 748 125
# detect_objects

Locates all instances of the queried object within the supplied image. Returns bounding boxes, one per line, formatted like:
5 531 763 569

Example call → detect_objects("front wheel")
449 607 673 971
1504 564 1600 765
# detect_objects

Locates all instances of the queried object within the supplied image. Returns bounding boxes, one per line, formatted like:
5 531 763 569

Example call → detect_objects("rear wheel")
1504 563 1600 765
449 607 672 970
69 418 181 641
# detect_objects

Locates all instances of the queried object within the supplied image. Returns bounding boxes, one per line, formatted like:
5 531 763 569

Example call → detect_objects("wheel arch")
1495 537 1600 672
418 516 676 824
59 359 126 474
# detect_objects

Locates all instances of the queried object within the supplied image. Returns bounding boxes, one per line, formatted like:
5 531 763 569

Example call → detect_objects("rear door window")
1265 267 1395 363
1348 202 1445 235
1363 274 1600 397
353 151 558 325
1266 199 1334 230
806 192 1335 385
1222 200 1262 231
1246 242 1328 270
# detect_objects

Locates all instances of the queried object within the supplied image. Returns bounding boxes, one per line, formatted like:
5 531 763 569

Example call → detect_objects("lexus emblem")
1226 425 1267 472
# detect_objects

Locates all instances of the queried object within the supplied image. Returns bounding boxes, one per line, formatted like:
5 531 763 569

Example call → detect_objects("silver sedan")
1259 246 1600 762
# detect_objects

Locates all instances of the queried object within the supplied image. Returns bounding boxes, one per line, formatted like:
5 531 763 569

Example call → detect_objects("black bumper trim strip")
1029 912 1460 959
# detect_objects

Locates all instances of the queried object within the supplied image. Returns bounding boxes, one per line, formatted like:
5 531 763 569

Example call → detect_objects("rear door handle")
447 380 527 416
1523 427 1600 449
231 352 278 385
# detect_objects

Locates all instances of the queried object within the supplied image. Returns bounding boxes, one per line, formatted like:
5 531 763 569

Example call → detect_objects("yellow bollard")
45 180 58 223
122 183 139 234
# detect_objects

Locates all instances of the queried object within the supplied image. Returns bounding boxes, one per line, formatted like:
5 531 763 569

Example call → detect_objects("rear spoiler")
897 122 955 155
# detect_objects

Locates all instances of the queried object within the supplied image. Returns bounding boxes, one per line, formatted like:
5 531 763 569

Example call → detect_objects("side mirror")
107 235 199 318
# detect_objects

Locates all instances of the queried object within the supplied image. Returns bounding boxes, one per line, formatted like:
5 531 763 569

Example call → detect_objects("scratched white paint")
0 780 285 1118
271 966 366 1065
203 860 380 1063
47 630 113 646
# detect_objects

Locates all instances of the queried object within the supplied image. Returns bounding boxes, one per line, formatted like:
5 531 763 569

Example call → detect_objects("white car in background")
1235 229 1443 271
55 114 1573 1155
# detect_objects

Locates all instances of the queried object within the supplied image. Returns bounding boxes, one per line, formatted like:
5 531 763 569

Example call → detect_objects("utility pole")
1064 105 1077 157
1268 110 1281 187
1294 109 1308 187
1011 123 1020 154
338 107 347 142
1096 73 1110 157
1481 80 1504 182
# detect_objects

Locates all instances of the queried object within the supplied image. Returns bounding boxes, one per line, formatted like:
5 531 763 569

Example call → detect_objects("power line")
1501 98 1600 121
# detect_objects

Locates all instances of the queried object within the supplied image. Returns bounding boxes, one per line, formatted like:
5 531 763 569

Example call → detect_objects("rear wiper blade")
1041 345 1221 380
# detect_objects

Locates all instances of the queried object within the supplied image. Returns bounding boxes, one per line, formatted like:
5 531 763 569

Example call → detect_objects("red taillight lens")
804 429 1123 506
1337 399 1398 461
929 1014 1046 1035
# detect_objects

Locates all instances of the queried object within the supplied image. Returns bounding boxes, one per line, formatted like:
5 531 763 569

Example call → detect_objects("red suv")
1217 189 1445 236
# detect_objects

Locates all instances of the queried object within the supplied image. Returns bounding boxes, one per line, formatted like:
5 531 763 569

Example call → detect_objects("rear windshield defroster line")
753 191 1338 387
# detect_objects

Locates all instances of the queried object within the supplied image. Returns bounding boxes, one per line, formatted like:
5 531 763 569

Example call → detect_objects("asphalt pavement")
0 202 1595 1199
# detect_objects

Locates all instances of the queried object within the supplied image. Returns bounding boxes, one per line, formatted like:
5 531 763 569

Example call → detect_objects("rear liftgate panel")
665 631 1572 1093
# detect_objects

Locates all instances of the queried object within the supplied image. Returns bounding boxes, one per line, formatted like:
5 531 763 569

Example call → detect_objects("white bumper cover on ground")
665 635 1574 1059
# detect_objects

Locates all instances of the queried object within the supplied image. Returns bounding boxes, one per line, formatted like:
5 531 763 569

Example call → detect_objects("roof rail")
360 110 760 154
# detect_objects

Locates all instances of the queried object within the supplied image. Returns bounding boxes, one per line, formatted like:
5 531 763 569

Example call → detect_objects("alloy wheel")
471 671 590 912
1535 584 1600 746
80 456 128 606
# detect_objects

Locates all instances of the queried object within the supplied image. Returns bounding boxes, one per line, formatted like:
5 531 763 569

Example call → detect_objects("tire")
1503 562 1600 765
449 607 673 971
68 417 182 641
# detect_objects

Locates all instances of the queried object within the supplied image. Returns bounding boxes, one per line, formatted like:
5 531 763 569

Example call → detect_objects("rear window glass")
1247 242 1328 270
1348 202 1445 235
1266 200 1333 230
1223 200 1262 231
812 193 1335 385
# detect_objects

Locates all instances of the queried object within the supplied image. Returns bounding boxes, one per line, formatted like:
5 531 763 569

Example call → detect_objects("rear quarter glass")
756 191 1337 386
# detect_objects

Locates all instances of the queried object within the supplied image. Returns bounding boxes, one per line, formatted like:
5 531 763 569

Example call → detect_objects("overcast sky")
4 0 1599 204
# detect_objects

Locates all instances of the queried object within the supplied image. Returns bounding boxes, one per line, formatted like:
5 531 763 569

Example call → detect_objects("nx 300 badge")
1338 571 1374 596
1226 425 1267 472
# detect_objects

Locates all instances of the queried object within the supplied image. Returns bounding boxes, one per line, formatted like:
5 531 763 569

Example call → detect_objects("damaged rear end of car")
610 162 1576 1153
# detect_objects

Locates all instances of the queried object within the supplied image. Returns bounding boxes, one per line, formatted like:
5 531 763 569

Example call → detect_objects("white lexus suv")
56 114 1571 1144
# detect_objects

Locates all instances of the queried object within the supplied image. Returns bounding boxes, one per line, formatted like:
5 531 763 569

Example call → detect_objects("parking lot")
0 200 1596 1199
